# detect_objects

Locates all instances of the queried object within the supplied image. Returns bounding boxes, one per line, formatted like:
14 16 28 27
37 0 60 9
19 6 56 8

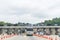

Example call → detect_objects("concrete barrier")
33 34 60 40
0 34 18 40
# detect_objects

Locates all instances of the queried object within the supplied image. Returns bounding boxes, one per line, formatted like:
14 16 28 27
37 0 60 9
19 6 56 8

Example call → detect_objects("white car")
26 28 33 36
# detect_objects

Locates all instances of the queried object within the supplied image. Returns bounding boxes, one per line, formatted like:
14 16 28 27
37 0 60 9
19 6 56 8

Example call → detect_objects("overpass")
0 26 60 35
0 26 60 28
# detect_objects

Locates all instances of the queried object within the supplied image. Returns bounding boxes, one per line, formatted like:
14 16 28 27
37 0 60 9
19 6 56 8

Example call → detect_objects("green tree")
0 21 5 26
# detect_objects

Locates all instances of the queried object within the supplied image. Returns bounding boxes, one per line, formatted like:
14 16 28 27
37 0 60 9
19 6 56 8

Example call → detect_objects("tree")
0 21 5 26
6 23 13 26
44 18 60 26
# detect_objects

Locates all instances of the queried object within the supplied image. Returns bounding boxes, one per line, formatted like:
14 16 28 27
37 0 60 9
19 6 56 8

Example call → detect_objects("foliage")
0 17 60 26
44 18 60 26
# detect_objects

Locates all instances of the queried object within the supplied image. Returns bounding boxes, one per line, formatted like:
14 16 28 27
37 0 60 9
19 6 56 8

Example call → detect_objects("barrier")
0 34 18 40
33 34 59 40
33 34 49 39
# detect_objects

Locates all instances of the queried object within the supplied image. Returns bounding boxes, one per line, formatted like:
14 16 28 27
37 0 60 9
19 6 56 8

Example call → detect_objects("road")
4 35 48 40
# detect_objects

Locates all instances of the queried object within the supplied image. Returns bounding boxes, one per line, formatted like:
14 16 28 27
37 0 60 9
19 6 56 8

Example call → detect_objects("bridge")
0 26 60 35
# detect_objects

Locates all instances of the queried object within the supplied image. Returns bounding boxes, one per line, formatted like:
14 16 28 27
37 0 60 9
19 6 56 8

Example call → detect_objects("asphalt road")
4 35 48 40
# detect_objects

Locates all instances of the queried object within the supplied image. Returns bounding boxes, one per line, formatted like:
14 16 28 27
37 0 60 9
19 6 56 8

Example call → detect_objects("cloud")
0 0 60 23
48 0 60 18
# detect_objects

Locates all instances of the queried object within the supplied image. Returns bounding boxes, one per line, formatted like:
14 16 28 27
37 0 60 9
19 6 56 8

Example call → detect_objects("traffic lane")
4 35 27 40
4 36 39 40
4 35 48 40
27 36 48 40
26 36 40 40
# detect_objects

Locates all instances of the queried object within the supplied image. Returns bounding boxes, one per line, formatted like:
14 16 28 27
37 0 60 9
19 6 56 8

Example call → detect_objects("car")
26 28 34 36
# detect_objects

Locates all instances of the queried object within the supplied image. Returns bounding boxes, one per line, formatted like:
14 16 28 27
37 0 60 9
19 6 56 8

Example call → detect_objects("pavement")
2 34 60 40
4 35 48 40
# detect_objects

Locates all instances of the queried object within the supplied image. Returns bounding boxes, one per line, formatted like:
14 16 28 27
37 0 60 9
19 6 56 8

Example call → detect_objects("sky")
0 0 60 24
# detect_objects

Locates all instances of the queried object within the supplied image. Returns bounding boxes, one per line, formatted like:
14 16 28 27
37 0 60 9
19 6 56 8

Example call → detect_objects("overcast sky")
0 0 60 23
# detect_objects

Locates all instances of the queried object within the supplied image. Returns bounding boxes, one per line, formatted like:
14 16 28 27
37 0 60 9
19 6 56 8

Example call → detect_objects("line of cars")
26 28 45 36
